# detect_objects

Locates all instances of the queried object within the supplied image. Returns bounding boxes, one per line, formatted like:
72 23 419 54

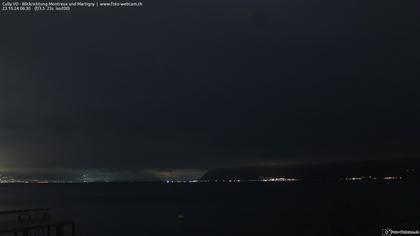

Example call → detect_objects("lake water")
0 182 419 236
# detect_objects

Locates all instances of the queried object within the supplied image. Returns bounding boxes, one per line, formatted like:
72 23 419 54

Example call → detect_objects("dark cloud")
0 0 419 180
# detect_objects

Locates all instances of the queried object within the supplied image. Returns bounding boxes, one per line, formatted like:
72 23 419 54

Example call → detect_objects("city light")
383 176 403 180
164 177 302 184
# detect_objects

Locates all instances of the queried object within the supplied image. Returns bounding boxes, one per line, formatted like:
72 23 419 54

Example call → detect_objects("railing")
0 208 75 236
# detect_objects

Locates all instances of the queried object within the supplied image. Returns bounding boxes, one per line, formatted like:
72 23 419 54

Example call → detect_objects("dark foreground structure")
0 209 75 236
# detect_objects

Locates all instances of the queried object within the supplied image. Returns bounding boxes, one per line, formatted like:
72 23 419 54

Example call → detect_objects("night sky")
0 0 419 181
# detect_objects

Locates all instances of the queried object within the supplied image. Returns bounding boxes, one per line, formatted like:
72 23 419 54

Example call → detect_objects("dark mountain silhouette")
201 158 420 181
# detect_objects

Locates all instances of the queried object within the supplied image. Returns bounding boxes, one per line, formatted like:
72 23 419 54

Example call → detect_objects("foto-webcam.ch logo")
382 228 420 236
383 229 392 235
